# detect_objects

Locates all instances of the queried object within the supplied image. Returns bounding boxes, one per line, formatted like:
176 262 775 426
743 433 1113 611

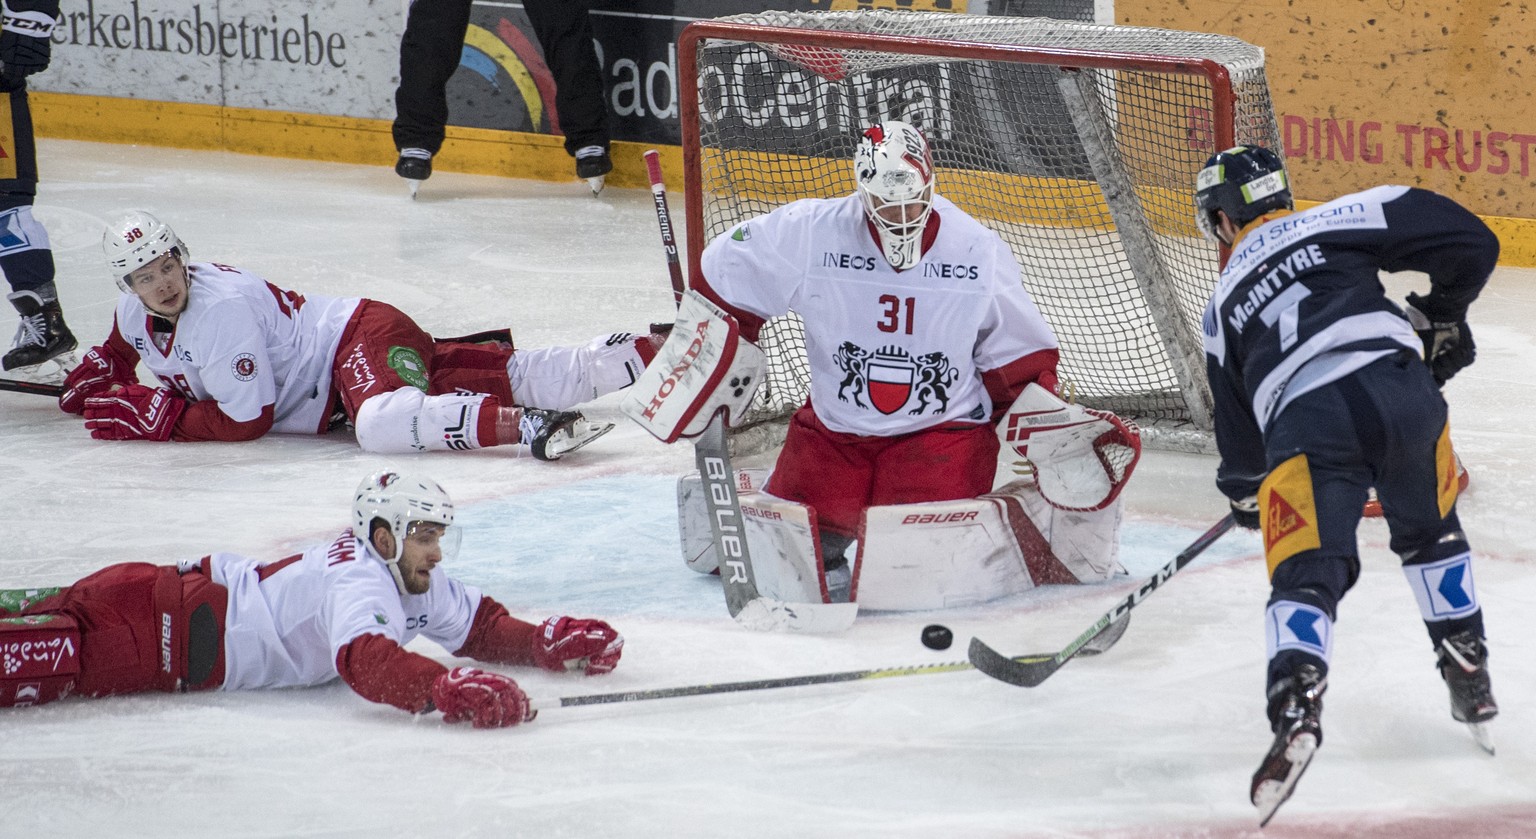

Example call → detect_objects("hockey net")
677 10 1281 454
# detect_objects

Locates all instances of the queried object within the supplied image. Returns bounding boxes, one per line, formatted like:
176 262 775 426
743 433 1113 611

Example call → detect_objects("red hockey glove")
532 616 624 675
430 667 533 729
59 346 137 414
83 384 186 441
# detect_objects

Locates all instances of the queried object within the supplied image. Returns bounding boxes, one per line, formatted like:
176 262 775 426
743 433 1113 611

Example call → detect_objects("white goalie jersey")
699 193 1057 436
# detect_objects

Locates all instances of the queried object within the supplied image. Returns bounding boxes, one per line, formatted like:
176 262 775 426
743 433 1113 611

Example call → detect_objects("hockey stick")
643 149 686 305
968 514 1236 687
532 648 1065 715
0 377 63 397
695 411 859 633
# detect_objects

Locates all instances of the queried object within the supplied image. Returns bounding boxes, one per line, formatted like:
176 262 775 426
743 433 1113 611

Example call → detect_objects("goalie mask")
854 120 936 270
1194 145 1292 244
352 470 461 595
103 209 190 292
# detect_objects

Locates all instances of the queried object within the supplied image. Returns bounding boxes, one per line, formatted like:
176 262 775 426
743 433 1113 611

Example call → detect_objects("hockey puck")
921 624 954 650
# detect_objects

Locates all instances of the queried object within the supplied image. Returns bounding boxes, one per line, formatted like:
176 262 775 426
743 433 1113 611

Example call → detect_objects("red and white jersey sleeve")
112 262 360 435
207 530 483 691
700 194 1057 436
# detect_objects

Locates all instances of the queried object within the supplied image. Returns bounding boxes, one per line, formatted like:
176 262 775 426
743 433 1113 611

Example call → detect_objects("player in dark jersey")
1193 145 1499 825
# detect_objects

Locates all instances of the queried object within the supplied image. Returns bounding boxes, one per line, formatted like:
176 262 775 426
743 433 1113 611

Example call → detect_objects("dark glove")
1230 496 1261 531
1405 292 1476 386
0 2 57 77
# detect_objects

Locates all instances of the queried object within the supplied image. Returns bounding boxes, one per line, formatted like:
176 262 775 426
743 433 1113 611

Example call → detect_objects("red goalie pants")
2 561 228 707
765 403 1000 538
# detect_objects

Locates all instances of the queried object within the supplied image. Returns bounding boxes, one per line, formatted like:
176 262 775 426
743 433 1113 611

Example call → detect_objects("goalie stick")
968 514 1236 687
644 149 856 633
0 378 63 397
695 411 858 632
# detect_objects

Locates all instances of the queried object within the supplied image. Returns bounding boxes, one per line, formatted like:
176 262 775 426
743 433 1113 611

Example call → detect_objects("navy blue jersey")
1201 185 1498 500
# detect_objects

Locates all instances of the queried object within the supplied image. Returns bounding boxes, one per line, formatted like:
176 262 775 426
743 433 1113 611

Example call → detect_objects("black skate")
4 290 78 378
395 148 433 198
1251 664 1326 827
1438 630 1498 754
574 145 612 195
519 408 613 461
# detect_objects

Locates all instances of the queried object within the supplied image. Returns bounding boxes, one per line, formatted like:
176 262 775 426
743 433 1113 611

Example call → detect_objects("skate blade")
585 175 607 195
1253 732 1318 827
1468 722 1495 755
1 351 75 384
407 180 421 200
547 421 615 459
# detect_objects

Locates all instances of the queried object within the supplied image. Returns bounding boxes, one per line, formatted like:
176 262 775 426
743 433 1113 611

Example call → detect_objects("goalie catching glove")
619 289 765 442
1404 292 1475 386
998 383 1141 512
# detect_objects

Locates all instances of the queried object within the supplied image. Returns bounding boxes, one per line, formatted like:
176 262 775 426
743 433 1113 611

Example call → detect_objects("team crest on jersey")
231 353 257 381
834 342 957 415
731 224 751 242
387 346 430 391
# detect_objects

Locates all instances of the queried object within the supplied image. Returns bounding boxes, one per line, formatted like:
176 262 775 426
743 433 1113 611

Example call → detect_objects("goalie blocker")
620 290 765 443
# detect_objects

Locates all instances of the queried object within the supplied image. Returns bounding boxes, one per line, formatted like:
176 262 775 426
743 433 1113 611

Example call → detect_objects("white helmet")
352 470 460 594
103 209 188 291
854 120 936 270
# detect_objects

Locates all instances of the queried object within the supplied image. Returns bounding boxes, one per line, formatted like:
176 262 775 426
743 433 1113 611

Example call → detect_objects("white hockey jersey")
113 262 360 434
699 194 1056 436
203 530 482 692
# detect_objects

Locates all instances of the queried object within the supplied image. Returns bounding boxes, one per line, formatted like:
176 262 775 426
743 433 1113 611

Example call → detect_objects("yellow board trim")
28 92 1536 265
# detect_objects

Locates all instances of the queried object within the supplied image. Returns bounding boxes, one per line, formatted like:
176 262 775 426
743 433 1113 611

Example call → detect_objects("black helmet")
1194 145 1292 241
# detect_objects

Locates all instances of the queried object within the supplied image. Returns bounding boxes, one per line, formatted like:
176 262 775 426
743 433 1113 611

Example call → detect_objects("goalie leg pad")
620 289 765 443
676 469 771 574
0 613 80 707
853 496 1043 611
738 492 831 604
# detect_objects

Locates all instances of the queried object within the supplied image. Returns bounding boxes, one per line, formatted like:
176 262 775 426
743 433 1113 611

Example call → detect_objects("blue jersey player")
1193 145 1499 825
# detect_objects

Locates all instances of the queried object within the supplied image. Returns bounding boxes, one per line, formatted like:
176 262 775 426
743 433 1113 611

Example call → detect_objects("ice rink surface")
2 140 1533 838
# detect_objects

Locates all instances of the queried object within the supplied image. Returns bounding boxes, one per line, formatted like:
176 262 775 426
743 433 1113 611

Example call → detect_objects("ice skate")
4 290 78 382
1251 664 1325 827
519 408 613 461
575 145 612 195
395 148 433 199
1438 629 1498 754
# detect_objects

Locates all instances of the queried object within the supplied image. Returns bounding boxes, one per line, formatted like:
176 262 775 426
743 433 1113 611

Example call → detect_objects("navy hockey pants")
1261 350 1480 681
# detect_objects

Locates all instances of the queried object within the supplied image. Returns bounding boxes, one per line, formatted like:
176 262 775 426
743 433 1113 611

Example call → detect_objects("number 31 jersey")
699 193 1056 436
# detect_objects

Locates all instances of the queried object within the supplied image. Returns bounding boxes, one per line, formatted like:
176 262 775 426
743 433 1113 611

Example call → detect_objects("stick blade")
735 598 858 634
968 636 1059 687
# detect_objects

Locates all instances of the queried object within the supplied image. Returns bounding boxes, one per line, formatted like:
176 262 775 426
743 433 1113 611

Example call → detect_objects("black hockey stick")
643 149 686 305
0 377 63 397
533 648 1064 715
968 514 1236 687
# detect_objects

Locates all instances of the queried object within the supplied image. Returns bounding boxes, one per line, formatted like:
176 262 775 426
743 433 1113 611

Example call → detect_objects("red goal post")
676 11 1281 454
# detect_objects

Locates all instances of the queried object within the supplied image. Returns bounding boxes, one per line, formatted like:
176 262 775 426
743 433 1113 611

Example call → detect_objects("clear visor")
404 520 462 564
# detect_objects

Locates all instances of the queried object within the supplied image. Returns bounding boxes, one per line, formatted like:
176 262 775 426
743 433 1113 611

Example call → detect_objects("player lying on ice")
624 120 1142 611
0 470 622 728
55 210 665 460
